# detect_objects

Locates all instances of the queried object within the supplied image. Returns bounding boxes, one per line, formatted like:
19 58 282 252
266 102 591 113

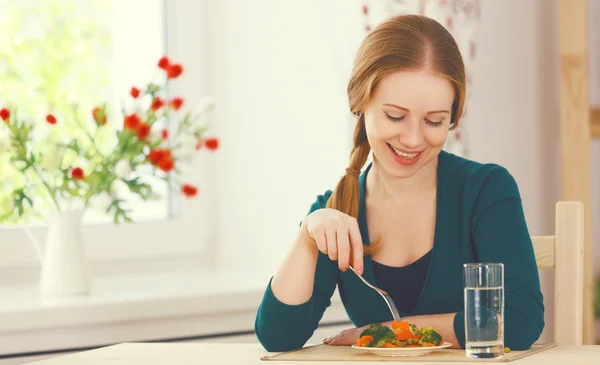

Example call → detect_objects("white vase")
27 210 91 296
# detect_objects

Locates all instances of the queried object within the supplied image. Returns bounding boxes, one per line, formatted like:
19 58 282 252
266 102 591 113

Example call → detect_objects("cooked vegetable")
419 327 443 346
394 328 413 341
359 323 396 348
408 324 420 336
359 323 383 337
391 321 410 330
356 335 374 347
356 322 443 348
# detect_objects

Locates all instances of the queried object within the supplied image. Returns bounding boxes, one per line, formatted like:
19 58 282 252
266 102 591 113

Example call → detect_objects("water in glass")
463 263 504 358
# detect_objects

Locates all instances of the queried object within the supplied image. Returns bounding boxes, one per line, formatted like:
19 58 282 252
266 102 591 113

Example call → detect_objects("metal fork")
348 266 402 321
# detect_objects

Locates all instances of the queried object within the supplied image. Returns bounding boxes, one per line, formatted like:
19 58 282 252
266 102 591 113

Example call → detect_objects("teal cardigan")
255 150 545 352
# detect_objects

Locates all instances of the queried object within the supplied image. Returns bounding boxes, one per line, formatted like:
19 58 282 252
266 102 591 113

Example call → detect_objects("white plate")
351 342 453 357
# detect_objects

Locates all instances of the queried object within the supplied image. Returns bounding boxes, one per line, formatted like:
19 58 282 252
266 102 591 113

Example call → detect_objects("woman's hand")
323 325 368 346
301 208 364 273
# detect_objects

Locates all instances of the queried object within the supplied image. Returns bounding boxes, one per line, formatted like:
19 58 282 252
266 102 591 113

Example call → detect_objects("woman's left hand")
323 326 366 346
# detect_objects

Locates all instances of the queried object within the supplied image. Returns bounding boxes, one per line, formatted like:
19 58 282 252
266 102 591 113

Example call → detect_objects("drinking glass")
463 263 504 358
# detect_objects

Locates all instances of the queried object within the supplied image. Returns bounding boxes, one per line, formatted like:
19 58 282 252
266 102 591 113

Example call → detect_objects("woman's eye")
384 113 405 122
425 119 444 127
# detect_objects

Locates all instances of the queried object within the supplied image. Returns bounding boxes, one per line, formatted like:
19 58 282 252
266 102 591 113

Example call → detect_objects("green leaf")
14 189 34 217
123 177 153 200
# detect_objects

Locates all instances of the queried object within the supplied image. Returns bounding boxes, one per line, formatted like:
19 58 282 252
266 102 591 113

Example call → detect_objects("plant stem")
31 165 61 211
8 123 61 212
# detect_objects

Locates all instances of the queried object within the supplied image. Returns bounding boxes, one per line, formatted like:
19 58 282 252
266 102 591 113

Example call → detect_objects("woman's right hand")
301 208 364 274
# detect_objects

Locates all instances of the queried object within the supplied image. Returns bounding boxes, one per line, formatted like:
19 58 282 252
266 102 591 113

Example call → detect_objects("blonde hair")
325 15 466 255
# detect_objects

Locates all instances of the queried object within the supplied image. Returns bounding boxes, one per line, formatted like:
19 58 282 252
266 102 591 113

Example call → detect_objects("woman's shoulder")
439 150 521 200
306 190 333 215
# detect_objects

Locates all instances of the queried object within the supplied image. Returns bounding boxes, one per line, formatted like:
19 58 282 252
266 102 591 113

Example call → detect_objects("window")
0 0 168 225
0 0 213 271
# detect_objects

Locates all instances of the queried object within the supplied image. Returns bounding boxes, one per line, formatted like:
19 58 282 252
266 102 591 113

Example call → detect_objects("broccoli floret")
408 324 420 336
359 323 396 348
419 327 443 346
359 323 383 338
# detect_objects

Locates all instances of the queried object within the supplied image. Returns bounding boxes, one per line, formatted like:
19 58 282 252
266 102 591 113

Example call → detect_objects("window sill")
0 266 349 357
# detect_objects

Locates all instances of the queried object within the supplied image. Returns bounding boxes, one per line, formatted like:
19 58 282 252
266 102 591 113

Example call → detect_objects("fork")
348 266 402 321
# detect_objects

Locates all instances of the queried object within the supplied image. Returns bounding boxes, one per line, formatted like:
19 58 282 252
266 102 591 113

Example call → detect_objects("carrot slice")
384 343 400 348
391 321 410 329
356 335 373 347
395 329 413 341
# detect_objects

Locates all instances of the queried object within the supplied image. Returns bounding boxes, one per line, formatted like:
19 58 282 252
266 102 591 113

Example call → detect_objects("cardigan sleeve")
254 191 339 352
453 166 545 350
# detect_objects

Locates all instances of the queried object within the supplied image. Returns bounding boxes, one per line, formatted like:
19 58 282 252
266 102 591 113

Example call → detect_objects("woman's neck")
367 156 438 202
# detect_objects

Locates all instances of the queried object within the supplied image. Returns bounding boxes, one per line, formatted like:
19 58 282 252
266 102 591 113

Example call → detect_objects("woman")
254 14 544 352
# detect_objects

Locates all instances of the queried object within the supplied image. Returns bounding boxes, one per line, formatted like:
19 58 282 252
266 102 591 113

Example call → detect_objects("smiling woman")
255 14 544 353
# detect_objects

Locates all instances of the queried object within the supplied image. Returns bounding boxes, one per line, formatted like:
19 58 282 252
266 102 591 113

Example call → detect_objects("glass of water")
463 263 504 358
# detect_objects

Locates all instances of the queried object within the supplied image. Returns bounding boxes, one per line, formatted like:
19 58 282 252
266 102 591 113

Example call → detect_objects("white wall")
205 0 364 274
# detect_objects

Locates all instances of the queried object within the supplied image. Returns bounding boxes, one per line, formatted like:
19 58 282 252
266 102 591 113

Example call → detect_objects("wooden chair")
532 201 584 345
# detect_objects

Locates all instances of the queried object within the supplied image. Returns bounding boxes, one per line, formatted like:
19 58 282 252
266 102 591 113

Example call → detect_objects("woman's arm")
255 192 338 352
269 226 320 305
465 166 545 350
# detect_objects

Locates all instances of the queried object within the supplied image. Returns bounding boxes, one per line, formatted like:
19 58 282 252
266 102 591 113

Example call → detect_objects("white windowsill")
0 266 349 357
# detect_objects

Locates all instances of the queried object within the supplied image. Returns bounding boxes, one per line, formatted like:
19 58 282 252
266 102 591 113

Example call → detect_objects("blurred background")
0 0 599 363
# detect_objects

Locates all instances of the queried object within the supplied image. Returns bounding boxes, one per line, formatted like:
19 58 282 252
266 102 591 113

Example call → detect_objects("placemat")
261 343 557 362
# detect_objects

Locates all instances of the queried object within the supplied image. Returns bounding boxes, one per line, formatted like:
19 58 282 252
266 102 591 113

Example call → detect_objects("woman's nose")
398 119 425 148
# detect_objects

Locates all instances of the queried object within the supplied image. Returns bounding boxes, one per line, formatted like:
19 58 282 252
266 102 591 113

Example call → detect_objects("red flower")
148 148 175 173
151 97 165 111
195 139 203 150
161 129 169 139
166 64 183 79
92 107 107 125
130 87 140 98
168 97 184 110
71 167 85 180
181 184 198 198
148 148 173 165
362 5 368 14
137 123 151 140
158 56 170 69
0 108 10 122
446 17 453 29
204 137 219 151
148 149 166 164
365 25 371 32
124 113 141 131
46 114 57 124
157 157 175 173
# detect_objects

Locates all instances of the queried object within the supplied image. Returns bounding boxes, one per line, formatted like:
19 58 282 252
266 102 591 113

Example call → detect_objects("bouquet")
0 55 218 224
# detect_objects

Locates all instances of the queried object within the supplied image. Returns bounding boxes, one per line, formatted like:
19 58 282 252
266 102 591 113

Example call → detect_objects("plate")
351 342 453 357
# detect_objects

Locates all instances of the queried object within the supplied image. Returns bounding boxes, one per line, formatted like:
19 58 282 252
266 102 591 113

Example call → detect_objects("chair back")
531 201 584 345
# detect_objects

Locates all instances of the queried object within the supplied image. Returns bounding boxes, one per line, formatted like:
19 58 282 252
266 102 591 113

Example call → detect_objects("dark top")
254 150 545 352
371 250 433 313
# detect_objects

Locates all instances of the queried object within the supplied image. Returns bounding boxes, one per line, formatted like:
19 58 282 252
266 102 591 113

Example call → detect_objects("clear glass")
463 263 505 358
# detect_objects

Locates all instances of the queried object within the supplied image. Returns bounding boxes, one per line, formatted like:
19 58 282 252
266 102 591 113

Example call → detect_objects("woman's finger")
313 228 328 254
325 227 337 261
336 229 350 271
348 218 364 274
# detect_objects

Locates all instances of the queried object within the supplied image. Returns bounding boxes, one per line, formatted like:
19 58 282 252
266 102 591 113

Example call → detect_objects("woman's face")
363 69 455 178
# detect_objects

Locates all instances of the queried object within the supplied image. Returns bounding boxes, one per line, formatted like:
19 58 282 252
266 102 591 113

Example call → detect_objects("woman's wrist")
296 220 318 255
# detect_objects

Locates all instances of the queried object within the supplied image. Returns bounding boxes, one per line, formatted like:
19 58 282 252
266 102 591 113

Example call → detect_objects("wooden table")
23 343 600 364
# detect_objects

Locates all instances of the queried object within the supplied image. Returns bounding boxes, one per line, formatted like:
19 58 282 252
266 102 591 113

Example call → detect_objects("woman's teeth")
389 144 419 159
